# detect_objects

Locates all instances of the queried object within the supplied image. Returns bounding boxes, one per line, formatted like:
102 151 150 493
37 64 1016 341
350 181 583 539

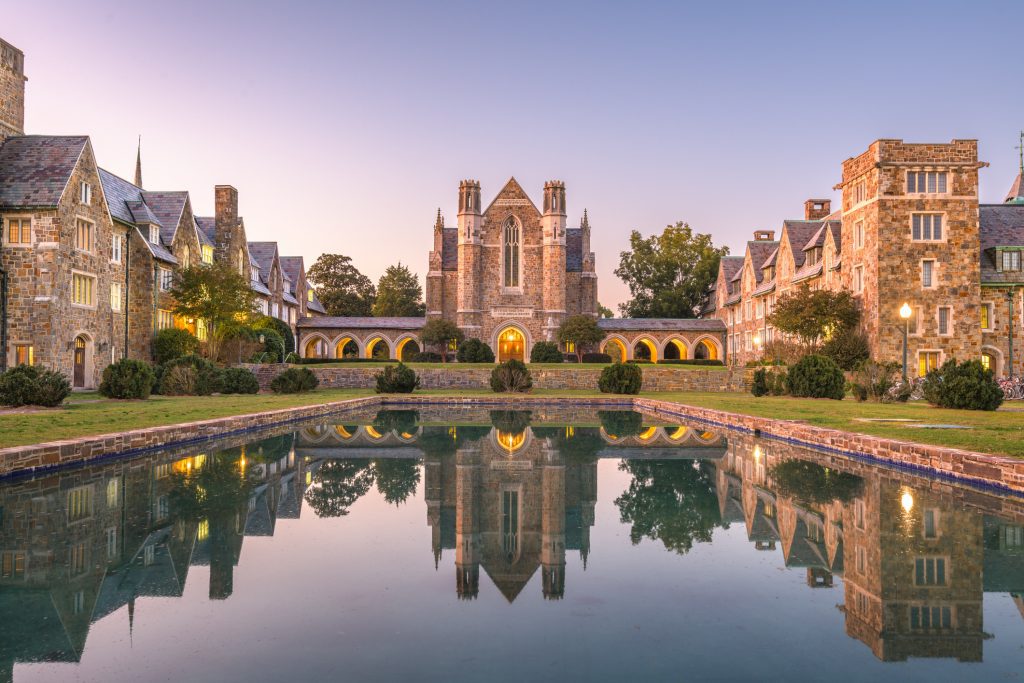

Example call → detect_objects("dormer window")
806 248 822 266
1002 250 1022 272
148 225 159 244
307 289 314 302
763 266 775 281
251 266 260 283
201 245 214 264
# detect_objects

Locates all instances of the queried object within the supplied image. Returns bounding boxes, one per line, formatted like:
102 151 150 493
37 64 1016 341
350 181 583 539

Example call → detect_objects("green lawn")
645 391 1024 457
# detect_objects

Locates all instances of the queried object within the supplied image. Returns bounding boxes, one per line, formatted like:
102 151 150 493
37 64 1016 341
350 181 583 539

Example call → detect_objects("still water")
2 406 1024 682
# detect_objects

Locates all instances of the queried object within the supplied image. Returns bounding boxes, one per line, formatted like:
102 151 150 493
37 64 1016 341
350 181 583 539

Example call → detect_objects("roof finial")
134 135 143 189
434 208 444 231
1018 130 1024 176
580 208 590 230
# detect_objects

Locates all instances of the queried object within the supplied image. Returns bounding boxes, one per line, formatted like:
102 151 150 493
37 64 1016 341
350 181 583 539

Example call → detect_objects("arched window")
503 216 520 288
238 247 245 275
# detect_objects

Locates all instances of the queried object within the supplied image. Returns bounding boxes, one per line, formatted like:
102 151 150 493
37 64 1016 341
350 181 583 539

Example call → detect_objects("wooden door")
73 337 86 387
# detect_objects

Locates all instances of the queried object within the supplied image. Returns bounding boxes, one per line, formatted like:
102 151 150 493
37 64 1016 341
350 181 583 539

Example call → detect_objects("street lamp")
752 333 762 360
899 303 913 380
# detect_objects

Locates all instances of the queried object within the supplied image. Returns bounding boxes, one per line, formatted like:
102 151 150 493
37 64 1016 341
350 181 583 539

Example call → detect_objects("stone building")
707 137 1024 376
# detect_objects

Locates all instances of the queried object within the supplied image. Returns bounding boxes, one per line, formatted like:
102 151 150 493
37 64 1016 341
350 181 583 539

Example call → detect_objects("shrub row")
0 365 71 407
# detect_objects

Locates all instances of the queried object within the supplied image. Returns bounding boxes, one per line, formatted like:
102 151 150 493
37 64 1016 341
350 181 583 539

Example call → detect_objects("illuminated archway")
363 426 385 440
303 335 329 359
981 346 1003 376
636 426 659 442
663 338 687 360
694 337 720 361
496 326 525 363
633 337 657 362
334 337 358 359
667 426 689 441
365 336 392 359
395 336 421 362
602 337 628 362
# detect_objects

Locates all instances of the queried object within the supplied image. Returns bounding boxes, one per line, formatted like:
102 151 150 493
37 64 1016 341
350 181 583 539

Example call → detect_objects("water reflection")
0 408 1022 680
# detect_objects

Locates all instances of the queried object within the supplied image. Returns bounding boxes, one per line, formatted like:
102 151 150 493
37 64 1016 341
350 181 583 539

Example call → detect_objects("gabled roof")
248 241 279 283
141 191 188 246
720 256 744 284
747 241 779 283
0 135 89 208
308 297 327 314
980 204 1024 284
279 256 305 284
482 176 541 216
802 220 841 252
195 216 216 246
762 247 779 269
97 168 176 264
566 227 583 271
782 220 823 268
598 318 726 332
828 222 842 256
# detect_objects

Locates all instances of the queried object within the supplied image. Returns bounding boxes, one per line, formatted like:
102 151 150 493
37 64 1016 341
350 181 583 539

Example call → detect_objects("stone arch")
364 335 393 360
332 335 359 359
692 335 722 361
70 330 95 389
394 334 421 362
491 322 532 363
601 335 629 362
632 336 659 363
662 337 689 361
302 333 331 359
981 345 1003 376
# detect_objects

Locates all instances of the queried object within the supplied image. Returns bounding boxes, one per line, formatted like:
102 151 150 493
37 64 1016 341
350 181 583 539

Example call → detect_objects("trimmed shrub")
598 362 643 395
786 354 845 400
581 352 612 364
270 367 319 394
530 341 564 363
99 359 156 399
157 354 223 396
821 329 871 371
153 328 199 365
657 359 725 366
160 365 199 396
490 359 532 393
768 368 789 396
924 359 1003 411
374 363 421 394
221 367 260 394
457 338 496 363
751 368 769 397
0 365 71 407
409 351 451 362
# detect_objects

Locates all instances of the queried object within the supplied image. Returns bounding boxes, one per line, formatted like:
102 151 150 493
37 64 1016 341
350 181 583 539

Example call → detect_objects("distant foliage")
598 362 643 395
923 359 1003 411
153 328 199 365
374 363 421 394
490 360 532 393
220 367 260 394
598 410 643 438
99 359 156 399
306 253 377 317
530 341 564 363
768 288 861 353
490 410 532 433
372 410 420 435
786 354 845 400
420 319 463 363
557 315 604 362
769 460 864 504
253 316 295 355
270 367 320 394
457 338 496 363
0 365 71 407
372 263 426 317
821 328 870 371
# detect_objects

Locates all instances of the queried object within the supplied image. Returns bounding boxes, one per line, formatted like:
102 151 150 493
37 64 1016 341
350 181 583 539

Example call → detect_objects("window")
67 485 93 522
196 319 208 341
201 245 214 265
6 217 30 245
110 282 122 311
907 171 947 194
1002 251 1022 271
981 352 995 372
854 499 866 530
910 605 953 631
1 551 25 579
238 247 246 275
923 508 940 539
251 266 260 283
919 351 941 377
937 306 951 336
856 546 867 574
69 544 87 576
503 216 520 288
156 495 169 522
80 181 92 205
911 214 943 241
853 265 864 293
914 557 947 586
149 225 160 244
157 309 174 330
563 341 576 353
106 527 117 560
1002 525 1024 548
853 180 868 204
111 234 123 263
106 478 119 508
981 303 992 330
289 307 296 325
75 218 94 251
921 260 935 288
307 289 314 302
72 273 96 307
159 267 173 292
13 344 33 366
182 245 191 268
756 300 764 318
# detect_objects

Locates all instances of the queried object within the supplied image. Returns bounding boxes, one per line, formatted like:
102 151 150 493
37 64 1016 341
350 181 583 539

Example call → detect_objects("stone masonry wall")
0 38 25 141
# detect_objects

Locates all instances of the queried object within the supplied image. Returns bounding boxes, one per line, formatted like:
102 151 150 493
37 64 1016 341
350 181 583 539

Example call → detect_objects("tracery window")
503 216 520 288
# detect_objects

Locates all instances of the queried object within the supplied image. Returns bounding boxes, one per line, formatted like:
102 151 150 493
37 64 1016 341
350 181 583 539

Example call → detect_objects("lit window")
110 282 122 311
6 217 30 245
914 557 947 586
111 234 123 263
564 341 576 353
288 307 296 325
307 289 314 302
981 303 992 330
159 267 173 292
106 478 119 508
201 245 214 264
196 319 208 341
918 351 941 377
72 273 96 306
75 219 94 251
937 306 951 336
907 171 947 194
80 181 92 205
14 344 33 366
106 527 118 559
921 260 935 288
67 486 93 522
0 551 25 579
911 214 943 241
157 309 174 329
1002 251 1022 271
149 225 160 244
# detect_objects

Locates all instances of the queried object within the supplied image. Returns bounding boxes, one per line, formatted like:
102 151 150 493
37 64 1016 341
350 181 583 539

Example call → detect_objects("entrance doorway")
497 327 525 363
73 336 87 387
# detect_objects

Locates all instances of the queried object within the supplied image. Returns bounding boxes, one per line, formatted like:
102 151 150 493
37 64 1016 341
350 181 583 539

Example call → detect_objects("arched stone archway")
663 338 688 361
303 335 330 359
333 336 358 359
365 336 392 360
492 323 530 363
71 332 94 388
633 337 658 363
693 336 721 361
602 336 628 362
394 335 421 362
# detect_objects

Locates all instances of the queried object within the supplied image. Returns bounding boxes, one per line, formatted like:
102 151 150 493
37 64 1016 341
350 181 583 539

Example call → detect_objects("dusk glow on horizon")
9 0 1023 309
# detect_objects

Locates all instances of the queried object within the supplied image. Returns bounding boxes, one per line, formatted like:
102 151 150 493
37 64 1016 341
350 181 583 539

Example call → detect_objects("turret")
457 179 481 245
541 181 567 340
541 180 567 244
456 180 482 334
0 38 25 142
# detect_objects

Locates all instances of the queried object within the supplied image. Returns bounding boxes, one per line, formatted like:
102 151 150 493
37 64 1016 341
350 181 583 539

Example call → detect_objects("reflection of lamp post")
899 303 913 380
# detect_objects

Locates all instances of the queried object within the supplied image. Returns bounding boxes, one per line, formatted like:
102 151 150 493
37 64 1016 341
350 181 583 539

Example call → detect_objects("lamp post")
1008 288 1016 379
899 303 913 381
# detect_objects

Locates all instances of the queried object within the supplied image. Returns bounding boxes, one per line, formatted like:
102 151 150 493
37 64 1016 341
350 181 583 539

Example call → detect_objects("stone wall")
0 38 25 141
241 364 752 392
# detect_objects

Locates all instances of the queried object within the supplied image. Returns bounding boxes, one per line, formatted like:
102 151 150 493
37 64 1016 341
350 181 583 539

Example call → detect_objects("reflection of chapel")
423 426 597 600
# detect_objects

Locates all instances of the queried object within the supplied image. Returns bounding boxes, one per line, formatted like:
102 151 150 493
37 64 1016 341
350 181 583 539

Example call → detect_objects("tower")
0 38 26 142
541 442 566 600
426 209 445 318
580 209 599 316
541 181 567 340
456 180 482 335
454 444 481 599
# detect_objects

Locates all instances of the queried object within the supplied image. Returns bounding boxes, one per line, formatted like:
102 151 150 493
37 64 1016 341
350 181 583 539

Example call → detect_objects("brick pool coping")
2 393 1023 496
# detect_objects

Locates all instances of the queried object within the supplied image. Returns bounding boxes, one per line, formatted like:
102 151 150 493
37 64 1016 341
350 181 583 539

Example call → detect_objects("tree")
767 287 861 353
372 459 421 506
304 459 375 518
615 222 728 318
171 265 257 362
306 253 376 316
372 263 426 317
420 318 463 363
558 314 604 362
597 303 615 319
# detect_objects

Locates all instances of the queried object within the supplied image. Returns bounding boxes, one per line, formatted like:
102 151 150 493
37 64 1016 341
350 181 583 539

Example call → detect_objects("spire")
1007 131 1024 204
434 547 441 570
133 136 143 189
580 208 590 230
434 208 444 232
128 596 135 647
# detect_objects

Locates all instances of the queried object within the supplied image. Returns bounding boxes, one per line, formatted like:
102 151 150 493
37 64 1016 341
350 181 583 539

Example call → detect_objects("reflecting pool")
2 406 1024 682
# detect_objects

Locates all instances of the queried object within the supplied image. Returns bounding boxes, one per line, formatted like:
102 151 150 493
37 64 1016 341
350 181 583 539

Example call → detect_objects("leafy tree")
420 318 463 363
767 287 861 353
769 461 864 504
171 265 257 362
304 459 375 517
372 459 421 506
597 303 615 319
615 460 725 555
306 253 376 316
372 263 426 317
615 222 728 318
558 314 604 362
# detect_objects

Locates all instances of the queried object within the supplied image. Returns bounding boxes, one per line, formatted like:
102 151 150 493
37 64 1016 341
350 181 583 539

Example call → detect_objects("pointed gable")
482 176 541 217
0 135 89 208
1007 173 1024 204
141 191 189 246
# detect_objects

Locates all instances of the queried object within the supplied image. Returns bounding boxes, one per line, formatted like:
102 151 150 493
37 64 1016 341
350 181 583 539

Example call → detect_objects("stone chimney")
214 185 241 268
0 38 27 142
753 230 775 241
804 198 831 220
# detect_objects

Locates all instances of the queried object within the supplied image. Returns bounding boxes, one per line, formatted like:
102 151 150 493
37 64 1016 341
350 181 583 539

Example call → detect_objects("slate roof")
248 241 279 285
828 222 842 255
195 216 216 245
250 279 272 296
980 204 1024 284
0 135 88 208
747 241 779 283
279 256 304 285
598 318 726 332
792 261 823 283
308 297 327 314
298 316 426 329
283 290 299 305
566 227 583 271
97 168 177 264
803 220 841 251
782 220 823 268
141 191 188 245
441 228 458 270
762 247 779 269
720 256 744 283
751 279 776 297
1005 173 1024 204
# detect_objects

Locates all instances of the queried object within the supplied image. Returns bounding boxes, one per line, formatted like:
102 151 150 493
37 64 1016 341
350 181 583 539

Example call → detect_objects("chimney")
804 199 831 221
214 185 240 265
0 38 27 142
753 230 775 241
215 185 238 226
